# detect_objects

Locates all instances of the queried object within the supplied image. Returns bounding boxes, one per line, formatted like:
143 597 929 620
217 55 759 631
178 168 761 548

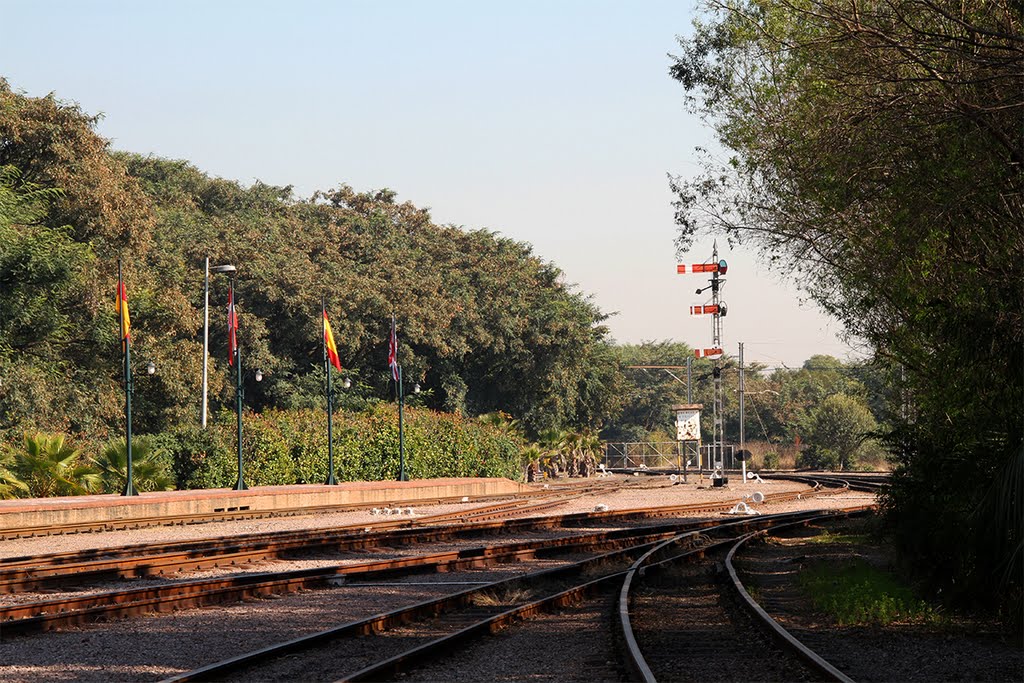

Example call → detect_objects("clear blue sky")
1 0 861 368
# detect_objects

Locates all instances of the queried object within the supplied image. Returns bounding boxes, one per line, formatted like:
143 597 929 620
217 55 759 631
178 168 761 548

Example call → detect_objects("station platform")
0 478 531 534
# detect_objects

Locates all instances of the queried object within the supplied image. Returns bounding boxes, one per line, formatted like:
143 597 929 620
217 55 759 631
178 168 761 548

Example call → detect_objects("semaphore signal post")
677 242 729 486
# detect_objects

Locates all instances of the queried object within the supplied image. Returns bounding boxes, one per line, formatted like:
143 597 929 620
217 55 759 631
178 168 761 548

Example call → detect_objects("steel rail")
0 478 634 540
0 505 834 634
724 516 866 683
324 512 839 682
159 512 815 683
0 521 714 634
613 509 876 683
0 489 612 592
0 481 828 593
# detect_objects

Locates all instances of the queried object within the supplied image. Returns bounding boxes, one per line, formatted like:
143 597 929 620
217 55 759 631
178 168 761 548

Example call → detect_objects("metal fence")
603 442 737 472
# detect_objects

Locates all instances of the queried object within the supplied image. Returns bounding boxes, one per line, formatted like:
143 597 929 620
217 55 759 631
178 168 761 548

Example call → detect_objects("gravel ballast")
0 475 873 682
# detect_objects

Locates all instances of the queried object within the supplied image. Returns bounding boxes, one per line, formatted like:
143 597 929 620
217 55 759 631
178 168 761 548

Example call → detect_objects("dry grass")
471 585 535 607
744 441 801 470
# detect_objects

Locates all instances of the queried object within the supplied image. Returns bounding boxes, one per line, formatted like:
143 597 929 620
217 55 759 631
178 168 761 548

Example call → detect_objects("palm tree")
15 433 101 498
477 412 522 438
519 443 544 482
0 446 28 499
537 428 568 478
563 431 584 477
579 431 604 477
93 437 175 494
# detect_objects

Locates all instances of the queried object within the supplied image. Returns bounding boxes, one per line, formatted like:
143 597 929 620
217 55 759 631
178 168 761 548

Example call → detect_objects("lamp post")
117 260 142 497
225 274 252 491
326 377 351 485
396 375 420 482
397 366 406 482
202 261 236 429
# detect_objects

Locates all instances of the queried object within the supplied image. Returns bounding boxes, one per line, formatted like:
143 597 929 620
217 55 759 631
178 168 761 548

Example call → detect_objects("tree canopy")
0 80 620 442
671 0 1022 618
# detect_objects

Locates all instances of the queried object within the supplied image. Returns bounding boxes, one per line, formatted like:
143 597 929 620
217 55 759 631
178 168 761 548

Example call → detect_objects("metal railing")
603 442 736 472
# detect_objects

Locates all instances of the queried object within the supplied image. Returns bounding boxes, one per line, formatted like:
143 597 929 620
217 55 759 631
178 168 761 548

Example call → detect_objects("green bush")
153 405 522 489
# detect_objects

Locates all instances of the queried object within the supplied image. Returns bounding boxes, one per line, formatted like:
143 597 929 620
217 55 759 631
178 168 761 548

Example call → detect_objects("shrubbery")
0 406 523 498
155 406 522 490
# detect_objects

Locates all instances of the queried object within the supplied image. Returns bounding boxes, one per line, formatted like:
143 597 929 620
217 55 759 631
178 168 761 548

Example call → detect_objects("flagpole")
231 278 247 491
324 297 337 485
119 259 137 496
391 313 407 482
398 363 406 482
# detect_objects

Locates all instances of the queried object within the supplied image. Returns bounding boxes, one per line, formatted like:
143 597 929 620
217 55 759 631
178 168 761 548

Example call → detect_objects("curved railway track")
152 508 872 683
0 479 626 540
0 476 879 683
0 479 844 630
0 479 836 595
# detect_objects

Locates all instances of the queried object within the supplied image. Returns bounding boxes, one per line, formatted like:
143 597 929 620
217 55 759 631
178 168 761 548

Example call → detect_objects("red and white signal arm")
674 404 703 442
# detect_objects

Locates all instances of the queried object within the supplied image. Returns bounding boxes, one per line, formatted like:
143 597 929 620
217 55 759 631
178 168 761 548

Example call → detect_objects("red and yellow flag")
324 310 342 372
116 279 131 341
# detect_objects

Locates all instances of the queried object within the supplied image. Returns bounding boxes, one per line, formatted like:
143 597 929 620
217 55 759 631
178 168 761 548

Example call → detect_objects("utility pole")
739 341 746 481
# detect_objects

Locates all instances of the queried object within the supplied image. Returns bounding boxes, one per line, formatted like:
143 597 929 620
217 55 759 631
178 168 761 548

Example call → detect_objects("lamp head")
211 264 237 274
343 377 352 389
413 383 421 394
255 369 263 382
146 361 156 375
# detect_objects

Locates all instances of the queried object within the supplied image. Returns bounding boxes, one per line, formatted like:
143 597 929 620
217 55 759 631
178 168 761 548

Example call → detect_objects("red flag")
324 309 342 372
387 316 399 382
227 285 238 366
115 279 131 342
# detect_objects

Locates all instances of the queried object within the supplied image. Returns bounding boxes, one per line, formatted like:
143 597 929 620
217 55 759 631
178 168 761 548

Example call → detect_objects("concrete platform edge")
0 478 531 531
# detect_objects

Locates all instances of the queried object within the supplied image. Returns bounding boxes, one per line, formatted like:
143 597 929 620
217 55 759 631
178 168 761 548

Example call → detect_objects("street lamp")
396 375 422 483
202 260 236 429
325 370 349 486
122 358 156 497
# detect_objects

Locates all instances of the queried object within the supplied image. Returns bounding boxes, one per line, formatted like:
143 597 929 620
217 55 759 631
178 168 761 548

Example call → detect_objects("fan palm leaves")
15 433 100 497
0 446 28 499
477 412 522 439
537 428 568 476
519 443 544 482
93 437 175 493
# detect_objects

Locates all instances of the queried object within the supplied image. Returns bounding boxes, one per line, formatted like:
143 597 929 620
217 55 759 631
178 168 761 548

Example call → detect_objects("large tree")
671 1 1022 617
0 82 622 441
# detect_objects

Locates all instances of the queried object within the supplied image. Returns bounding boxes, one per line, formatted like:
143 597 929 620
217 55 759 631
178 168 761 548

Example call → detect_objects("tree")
0 84 624 443
671 0 1022 617
801 393 878 471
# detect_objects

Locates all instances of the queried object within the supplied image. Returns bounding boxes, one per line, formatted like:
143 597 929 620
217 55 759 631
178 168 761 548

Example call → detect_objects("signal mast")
677 242 728 485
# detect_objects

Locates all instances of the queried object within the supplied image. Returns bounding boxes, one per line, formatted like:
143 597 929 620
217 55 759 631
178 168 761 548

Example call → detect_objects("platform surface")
0 478 530 531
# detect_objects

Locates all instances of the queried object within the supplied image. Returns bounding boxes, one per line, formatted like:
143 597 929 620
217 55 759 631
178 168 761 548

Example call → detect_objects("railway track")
0 479 628 540
0 480 833 595
0 480 843 631
150 508 870 683
622 512 874 682
0 477 877 683
765 473 886 494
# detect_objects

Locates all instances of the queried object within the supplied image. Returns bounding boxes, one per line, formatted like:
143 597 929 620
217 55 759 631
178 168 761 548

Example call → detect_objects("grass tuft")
799 559 943 626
